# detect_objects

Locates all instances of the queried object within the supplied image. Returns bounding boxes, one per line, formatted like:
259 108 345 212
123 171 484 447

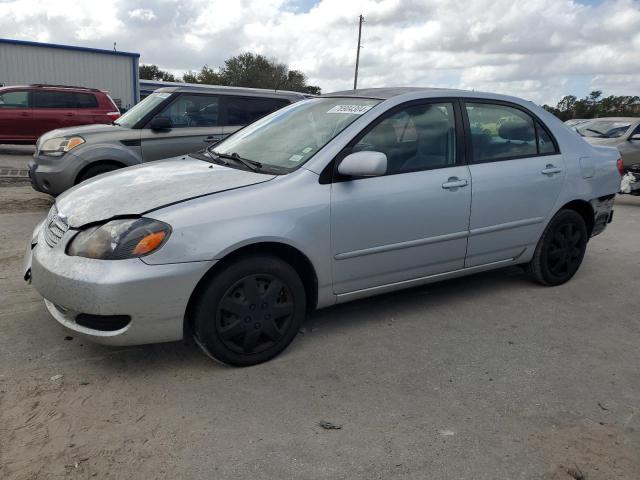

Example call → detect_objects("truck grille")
44 205 69 248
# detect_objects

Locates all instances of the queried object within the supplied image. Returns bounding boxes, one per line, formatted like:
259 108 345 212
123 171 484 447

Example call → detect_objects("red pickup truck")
0 84 120 144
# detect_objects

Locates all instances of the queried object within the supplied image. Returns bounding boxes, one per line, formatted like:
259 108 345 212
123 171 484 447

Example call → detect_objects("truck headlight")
67 218 171 260
40 136 85 156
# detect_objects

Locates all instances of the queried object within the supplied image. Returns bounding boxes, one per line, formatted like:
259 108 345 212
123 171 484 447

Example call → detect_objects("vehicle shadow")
299 265 532 340
81 265 533 373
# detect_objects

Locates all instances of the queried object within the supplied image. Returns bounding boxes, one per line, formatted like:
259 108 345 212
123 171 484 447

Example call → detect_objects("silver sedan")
24 88 622 366
578 117 640 170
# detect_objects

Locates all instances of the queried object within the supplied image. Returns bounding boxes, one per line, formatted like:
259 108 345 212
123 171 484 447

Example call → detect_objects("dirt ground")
1 146 639 479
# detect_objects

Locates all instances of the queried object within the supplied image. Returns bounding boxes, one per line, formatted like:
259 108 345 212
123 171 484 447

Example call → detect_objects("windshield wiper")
584 128 606 137
190 149 228 165
209 149 262 171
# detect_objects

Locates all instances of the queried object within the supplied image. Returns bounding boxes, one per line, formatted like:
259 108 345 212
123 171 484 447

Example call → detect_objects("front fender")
74 142 143 167
140 169 332 303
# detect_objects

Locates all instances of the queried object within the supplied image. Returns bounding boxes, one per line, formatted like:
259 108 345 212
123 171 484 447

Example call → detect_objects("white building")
0 38 139 109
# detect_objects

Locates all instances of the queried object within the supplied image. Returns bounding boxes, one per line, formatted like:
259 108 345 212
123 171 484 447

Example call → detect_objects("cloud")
128 8 157 22
0 0 639 104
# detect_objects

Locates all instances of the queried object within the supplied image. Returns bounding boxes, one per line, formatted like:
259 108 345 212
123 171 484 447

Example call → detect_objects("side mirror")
149 116 172 131
338 151 387 178
629 133 640 141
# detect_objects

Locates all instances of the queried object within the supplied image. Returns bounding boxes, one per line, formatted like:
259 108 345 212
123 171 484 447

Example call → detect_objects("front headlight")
40 136 85 156
67 218 171 260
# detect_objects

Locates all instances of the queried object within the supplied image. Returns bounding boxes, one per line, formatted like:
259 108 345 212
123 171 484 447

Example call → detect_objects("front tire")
76 163 121 184
193 255 306 366
528 209 588 286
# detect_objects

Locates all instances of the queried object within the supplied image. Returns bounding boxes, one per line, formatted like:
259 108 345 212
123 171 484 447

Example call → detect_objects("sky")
1 0 639 105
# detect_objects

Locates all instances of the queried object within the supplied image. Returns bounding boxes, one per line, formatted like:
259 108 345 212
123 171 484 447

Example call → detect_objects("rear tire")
76 163 121 184
527 209 588 286
193 255 306 366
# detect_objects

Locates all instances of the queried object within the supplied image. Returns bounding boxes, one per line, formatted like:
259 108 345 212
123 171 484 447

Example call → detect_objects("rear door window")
0 90 29 108
224 96 290 126
156 94 220 128
465 102 557 162
32 91 78 108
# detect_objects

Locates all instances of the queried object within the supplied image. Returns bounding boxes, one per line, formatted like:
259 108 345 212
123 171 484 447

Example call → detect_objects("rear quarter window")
76 93 99 108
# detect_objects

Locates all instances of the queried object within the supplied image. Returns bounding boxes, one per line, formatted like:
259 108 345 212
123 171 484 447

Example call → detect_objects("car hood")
55 156 275 227
38 123 128 144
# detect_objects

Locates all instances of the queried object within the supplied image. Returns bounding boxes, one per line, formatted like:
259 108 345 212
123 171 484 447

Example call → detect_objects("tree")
183 65 224 85
182 70 198 83
543 92 640 121
182 53 321 94
139 64 178 82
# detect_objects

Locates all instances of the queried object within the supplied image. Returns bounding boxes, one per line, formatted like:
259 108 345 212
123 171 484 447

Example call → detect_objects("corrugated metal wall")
0 42 138 109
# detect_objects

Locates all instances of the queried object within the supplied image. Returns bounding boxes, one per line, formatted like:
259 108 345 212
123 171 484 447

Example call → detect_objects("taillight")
107 111 121 121
616 158 625 176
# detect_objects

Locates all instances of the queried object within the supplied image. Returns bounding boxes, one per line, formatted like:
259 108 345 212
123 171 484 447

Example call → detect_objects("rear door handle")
541 164 562 175
442 177 469 189
203 135 222 142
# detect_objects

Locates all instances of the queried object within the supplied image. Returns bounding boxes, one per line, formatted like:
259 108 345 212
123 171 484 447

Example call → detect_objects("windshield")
114 92 171 128
578 120 631 138
211 97 381 171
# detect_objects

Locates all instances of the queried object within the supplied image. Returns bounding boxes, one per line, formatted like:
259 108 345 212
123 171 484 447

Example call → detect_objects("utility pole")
353 14 364 90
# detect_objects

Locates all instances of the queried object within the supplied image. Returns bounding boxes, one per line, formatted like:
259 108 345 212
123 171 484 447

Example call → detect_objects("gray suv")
28 85 308 195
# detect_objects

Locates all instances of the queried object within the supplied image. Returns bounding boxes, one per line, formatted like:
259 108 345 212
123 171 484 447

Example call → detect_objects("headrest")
371 121 398 147
417 121 450 155
498 121 534 142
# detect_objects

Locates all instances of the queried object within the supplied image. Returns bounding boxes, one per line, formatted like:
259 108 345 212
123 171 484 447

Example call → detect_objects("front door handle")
541 164 562 175
442 177 469 190
203 135 222 142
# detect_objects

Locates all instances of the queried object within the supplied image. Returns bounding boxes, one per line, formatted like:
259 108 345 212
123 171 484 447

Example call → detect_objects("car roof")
151 83 310 100
0 84 104 93
587 117 640 122
320 87 537 105
322 87 463 100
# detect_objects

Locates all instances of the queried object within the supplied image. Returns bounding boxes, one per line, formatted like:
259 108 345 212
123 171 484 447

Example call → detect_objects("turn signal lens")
616 158 624 176
133 231 167 255
66 137 85 151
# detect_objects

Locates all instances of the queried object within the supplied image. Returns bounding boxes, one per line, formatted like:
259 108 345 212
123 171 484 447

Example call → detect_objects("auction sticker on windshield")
327 105 373 114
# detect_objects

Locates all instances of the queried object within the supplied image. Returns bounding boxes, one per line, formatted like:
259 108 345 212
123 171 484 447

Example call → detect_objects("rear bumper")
590 195 615 237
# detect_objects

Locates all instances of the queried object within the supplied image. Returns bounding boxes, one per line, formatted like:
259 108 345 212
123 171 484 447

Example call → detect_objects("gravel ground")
0 147 639 479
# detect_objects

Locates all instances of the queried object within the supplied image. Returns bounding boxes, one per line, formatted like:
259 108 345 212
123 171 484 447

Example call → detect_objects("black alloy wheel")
216 274 295 355
193 255 306 366
528 209 588 286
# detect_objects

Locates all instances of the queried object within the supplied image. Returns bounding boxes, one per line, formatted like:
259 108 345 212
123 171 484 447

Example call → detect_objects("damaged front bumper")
23 223 214 346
